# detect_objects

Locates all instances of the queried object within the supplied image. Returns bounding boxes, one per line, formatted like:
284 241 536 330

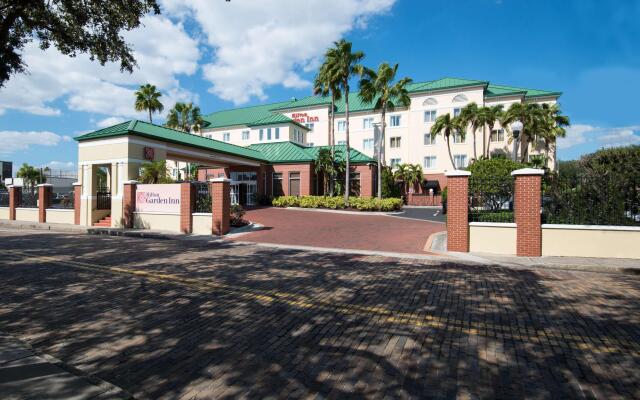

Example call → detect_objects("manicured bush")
270 195 402 211
321 196 345 209
299 196 323 208
230 204 246 226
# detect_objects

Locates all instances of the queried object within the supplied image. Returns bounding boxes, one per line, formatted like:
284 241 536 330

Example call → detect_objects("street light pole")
510 121 523 162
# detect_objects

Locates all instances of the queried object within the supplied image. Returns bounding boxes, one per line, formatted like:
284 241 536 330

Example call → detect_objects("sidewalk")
0 331 130 399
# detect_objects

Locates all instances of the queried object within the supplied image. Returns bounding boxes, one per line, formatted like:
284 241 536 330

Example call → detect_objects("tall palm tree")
358 63 412 198
166 102 204 134
430 113 463 169
539 103 570 168
314 60 342 196
458 102 483 160
502 102 543 163
134 84 164 123
483 105 504 157
324 39 364 203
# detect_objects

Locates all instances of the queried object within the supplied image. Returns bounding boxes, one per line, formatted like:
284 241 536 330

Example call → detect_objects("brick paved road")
1 229 639 399
237 207 445 254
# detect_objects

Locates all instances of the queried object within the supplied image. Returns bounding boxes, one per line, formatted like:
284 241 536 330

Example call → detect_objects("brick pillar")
512 168 544 257
37 184 52 223
358 164 374 198
445 170 471 252
210 178 230 236
180 182 195 234
73 183 82 225
122 181 137 228
8 185 21 220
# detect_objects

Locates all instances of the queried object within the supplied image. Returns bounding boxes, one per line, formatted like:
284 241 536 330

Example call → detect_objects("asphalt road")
392 206 446 223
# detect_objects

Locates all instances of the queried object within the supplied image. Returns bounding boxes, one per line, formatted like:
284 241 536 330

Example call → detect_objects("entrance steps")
93 216 112 227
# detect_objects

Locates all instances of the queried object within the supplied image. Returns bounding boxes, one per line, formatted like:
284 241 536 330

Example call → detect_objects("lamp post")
510 120 523 162
373 122 383 198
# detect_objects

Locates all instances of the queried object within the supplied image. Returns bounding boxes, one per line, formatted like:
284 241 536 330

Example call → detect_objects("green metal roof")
485 84 561 98
75 120 267 161
201 100 310 130
248 142 375 164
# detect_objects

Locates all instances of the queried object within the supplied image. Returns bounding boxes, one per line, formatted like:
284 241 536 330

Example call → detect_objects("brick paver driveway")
235 207 445 254
1 229 639 399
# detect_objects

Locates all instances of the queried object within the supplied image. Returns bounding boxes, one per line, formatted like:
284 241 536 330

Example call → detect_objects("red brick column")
122 181 137 229
8 185 21 220
210 178 230 236
445 170 471 252
356 164 374 198
73 183 82 225
512 168 544 257
180 182 195 234
37 184 52 223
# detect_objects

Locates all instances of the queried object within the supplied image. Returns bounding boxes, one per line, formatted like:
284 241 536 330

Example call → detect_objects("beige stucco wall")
15 208 39 222
192 213 212 235
45 209 75 224
0 207 9 220
469 223 517 255
542 225 640 259
133 212 181 233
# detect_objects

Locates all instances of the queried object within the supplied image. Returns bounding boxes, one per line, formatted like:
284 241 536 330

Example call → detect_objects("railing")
468 176 514 223
0 191 8 207
542 175 640 226
49 191 75 209
19 189 38 208
96 191 111 210
193 182 211 213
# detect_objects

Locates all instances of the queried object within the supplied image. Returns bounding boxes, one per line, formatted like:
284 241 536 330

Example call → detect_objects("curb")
0 220 88 233
280 207 404 216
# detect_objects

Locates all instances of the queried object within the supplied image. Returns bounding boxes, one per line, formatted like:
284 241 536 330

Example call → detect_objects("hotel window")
308 142 314 147
259 129 264 141
337 140 346 145
205 133 213 139
222 132 230 142
490 129 504 142
275 127 280 140
363 117 374 129
267 128 272 140
452 131 465 143
337 120 346 132
390 115 401 127
272 173 284 197
424 110 437 123
305 123 314 131
363 138 374 151
390 136 401 148
242 130 250 140
424 156 437 170
293 128 303 143
424 133 436 145
453 108 461 117
289 172 301 197
453 154 468 169
390 158 401 168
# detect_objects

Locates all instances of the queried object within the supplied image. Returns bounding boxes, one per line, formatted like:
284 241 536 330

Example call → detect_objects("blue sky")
1 0 639 173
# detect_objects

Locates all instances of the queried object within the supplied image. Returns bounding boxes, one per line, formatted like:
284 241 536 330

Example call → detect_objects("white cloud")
96 117 127 129
0 15 200 118
165 0 396 104
0 131 64 155
558 124 640 149
41 161 75 169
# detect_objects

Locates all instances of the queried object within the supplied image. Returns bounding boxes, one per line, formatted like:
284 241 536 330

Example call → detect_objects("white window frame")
259 129 264 141
424 134 435 146
390 158 402 168
363 117 374 129
363 138 374 150
222 132 230 142
267 128 272 140
424 110 437 123
389 115 401 127
390 136 401 148
490 129 505 142
423 156 437 170
337 120 346 132
305 123 314 131
453 108 462 118
242 130 250 140
452 132 465 144
453 154 468 169
275 127 280 140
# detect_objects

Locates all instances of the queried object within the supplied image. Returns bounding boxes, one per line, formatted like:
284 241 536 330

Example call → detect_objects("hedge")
271 196 403 212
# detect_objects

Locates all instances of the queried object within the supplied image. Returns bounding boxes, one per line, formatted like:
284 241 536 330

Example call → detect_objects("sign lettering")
135 184 181 213
291 112 319 124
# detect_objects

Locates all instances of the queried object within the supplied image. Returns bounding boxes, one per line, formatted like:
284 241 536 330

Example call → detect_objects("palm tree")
430 113 463 169
324 39 364 204
358 63 412 198
483 105 504 157
393 163 423 197
134 84 164 123
166 102 204 134
458 102 483 160
502 102 543 163
314 60 342 196
139 161 173 184
314 148 335 195
17 163 45 192
539 103 570 168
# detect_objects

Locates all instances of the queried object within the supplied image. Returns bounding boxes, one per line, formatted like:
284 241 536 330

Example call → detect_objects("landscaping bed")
271 196 403 212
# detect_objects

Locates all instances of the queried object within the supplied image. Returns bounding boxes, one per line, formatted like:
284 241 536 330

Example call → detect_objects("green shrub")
322 196 345 209
270 195 402 211
299 196 323 208
230 204 246 226
271 196 300 207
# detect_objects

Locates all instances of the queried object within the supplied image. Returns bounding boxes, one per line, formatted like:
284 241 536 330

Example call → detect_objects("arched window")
422 98 438 106
452 94 469 103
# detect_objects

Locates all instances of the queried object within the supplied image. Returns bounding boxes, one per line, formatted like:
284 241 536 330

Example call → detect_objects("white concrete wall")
192 213 212 235
0 207 8 220
469 223 517 255
15 208 39 222
46 209 75 224
542 225 640 259
133 212 181 233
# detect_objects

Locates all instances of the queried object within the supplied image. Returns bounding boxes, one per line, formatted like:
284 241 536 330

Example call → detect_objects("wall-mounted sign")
136 184 181 213
291 112 319 124
144 147 155 161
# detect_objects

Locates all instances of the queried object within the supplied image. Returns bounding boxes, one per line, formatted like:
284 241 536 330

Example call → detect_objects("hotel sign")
136 184 181 213
291 113 319 124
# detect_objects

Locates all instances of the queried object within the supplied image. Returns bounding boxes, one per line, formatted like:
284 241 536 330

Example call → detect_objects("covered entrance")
230 171 258 206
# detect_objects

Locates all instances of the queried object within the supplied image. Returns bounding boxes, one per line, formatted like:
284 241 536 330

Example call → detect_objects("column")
122 181 138 229
445 170 471 252
37 183 53 223
210 178 230 236
73 182 82 225
8 185 21 221
512 168 544 257
180 182 195 234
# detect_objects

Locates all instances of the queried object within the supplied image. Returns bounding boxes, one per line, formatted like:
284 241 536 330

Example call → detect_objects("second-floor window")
275 127 280 140
453 108 462 117
453 154 468 169
337 120 346 132
390 115 401 127
363 138 374 150
424 110 437 123
293 128 303 143
452 132 465 143
337 140 346 145
390 158 401 168
267 128 272 140
490 129 504 142
424 134 436 145
390 136 401 148
242 130 250 140
305 123 314 131
222 132 230 142
363 117 374 129
424 156 436 169
259 129 264 141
